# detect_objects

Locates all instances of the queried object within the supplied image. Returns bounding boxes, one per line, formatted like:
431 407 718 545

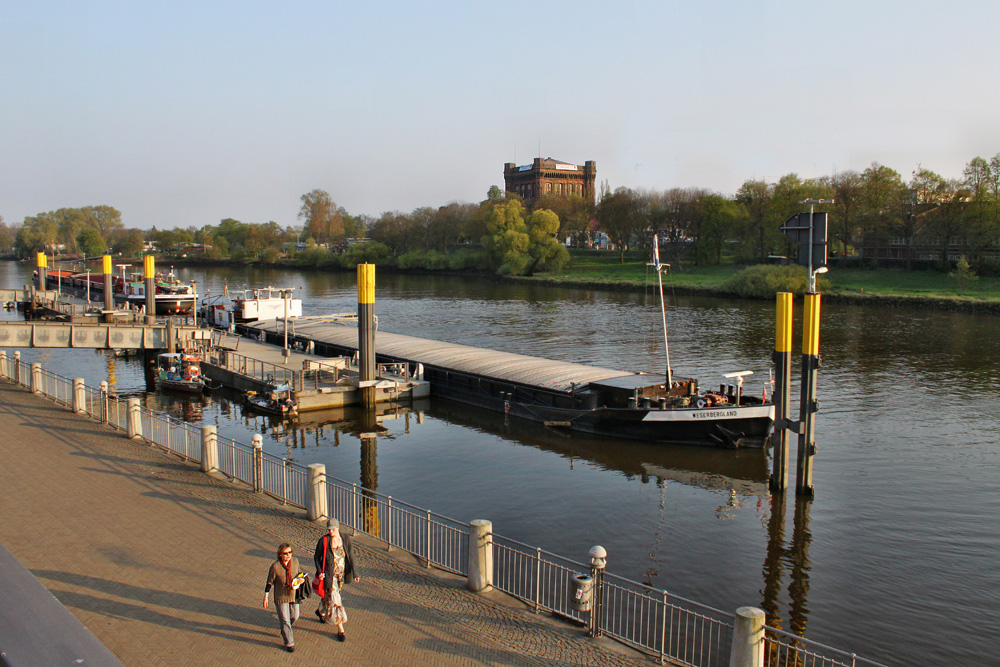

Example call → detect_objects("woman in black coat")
313 518 359 641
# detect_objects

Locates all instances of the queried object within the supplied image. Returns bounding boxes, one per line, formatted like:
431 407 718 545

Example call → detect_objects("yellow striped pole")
102 254 114 316
143 255 156 322
357 263 376 407
770 293 793 492
35 252 47 290
796 293 821 495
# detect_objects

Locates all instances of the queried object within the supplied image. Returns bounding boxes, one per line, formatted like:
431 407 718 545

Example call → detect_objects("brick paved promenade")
0 381 650 666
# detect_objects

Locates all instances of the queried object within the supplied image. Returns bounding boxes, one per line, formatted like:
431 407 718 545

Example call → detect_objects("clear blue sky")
2 1 998 230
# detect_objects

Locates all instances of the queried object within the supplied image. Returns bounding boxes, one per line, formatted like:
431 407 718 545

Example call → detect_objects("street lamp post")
799 199 834 292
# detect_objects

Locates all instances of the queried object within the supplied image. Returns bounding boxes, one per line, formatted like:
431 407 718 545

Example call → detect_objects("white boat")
200 286 302 329
156 352 206 393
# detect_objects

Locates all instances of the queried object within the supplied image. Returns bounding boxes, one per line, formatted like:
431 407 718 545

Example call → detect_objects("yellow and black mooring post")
143 255 156 324
771 292 793 492
102 254 114 322
35 252 47 291
795 293 821 496
357 263 377 408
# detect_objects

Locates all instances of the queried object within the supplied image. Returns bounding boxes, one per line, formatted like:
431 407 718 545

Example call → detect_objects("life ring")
696 397 708 408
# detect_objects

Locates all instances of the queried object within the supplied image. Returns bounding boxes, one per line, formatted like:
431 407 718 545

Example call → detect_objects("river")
3 261 997 666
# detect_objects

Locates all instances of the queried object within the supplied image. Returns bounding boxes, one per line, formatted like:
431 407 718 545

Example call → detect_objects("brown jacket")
264 557 301 604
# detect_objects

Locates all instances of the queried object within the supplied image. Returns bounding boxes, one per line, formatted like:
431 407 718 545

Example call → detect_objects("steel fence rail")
763 626 890 667
0 363 886 667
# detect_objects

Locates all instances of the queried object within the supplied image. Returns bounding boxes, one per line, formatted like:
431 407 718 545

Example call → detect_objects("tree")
108 228 144 257
76 226 107 256
824 171 863 256
532 193 594 246
482 199 531 274
0 215 13 253
524 208 569 274
696 195 739 264
735 179 775 261
596 187 645 262
299 189 346 244
858 163 905 256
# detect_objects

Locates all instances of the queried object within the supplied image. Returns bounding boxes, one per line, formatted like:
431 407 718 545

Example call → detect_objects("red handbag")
312 536 328 599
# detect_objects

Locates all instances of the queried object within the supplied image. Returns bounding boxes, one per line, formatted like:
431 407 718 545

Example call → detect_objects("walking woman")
263 543 303 652
313 519 360 641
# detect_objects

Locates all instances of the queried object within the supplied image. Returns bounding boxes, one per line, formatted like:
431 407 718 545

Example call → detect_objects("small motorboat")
156 352 207 394
244 385 298 418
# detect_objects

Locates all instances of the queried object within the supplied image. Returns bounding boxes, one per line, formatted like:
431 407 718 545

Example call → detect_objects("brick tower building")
503 158 597 203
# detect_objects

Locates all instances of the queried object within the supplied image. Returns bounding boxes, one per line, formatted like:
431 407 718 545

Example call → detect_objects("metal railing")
763 627 888 667
0 358 887 667
206 348 300 388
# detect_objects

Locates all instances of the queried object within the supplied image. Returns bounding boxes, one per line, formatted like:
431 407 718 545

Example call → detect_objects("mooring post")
467 519 493 592
126 397 142 440
201 425 218 473
589 545 607 637
143 255 156 325
72 378 85 414
730 606 766 667
771 292 793 492
252 434 263 493
102 254 113 322
307 463 328 522
357 263 377 408
36 252 46 291
796 293 821 496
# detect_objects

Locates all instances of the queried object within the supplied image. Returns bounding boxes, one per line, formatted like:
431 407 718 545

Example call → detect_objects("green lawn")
524 250 1000 302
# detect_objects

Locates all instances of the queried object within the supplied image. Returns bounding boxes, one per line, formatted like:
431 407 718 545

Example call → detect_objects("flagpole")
653 234 672 386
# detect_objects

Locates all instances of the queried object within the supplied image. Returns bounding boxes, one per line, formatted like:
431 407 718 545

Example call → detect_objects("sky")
2 1 999 230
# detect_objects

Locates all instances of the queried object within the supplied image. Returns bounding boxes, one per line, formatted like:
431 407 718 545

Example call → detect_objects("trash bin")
570 574 594 612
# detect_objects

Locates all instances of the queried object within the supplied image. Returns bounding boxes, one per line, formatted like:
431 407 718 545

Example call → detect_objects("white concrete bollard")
30 362 42 394
73 378 85 414
201 425 218 473
730 607 766 667
99 381 109 423
13 351 20 384
467 519 494 592
126 398 142 439
307 463 328 522
0 351 6 379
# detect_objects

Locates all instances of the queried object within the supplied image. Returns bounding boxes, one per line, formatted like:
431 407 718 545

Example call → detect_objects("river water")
3 261 997 666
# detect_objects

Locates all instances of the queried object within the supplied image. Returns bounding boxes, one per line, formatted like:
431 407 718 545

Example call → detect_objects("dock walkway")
0 381 648 666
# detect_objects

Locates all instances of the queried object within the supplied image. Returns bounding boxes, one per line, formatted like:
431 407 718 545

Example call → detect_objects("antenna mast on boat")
650 233 673 386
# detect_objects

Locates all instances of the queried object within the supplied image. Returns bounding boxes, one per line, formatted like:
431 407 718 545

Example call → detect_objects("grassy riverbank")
510 250 1000 310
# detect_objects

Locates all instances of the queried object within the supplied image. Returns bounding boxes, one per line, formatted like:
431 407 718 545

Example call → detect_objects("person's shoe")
336 632 346 642
286 645 295 653
315 609 327 623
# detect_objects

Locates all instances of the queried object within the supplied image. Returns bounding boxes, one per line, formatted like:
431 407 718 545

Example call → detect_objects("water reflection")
761 495 813 639
431 399 771 493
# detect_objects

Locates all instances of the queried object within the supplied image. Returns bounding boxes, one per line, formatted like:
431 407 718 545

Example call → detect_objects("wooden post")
796 293 821 496
771 292 793 492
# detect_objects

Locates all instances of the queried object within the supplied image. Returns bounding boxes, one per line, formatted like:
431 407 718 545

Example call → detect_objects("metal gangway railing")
0 354 889 667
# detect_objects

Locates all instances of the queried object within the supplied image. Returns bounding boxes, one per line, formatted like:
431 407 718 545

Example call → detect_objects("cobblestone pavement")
0 381 652 666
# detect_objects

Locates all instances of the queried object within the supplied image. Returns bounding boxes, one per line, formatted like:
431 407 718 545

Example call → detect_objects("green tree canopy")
299 189 346 244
